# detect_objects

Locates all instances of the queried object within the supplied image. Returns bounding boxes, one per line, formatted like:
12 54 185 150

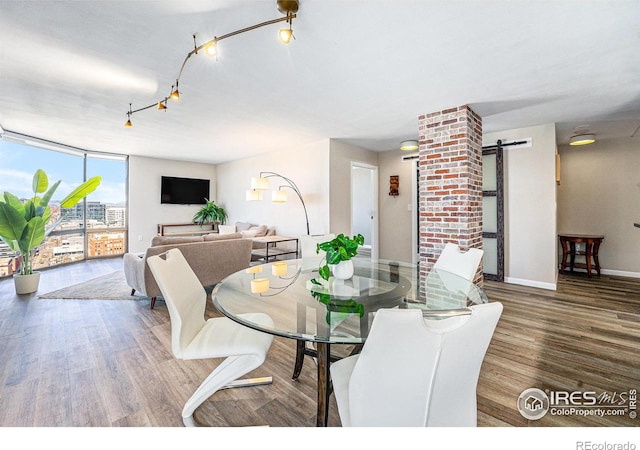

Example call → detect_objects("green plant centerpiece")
192 198 227 228
316 233 364 281
0 169 101 293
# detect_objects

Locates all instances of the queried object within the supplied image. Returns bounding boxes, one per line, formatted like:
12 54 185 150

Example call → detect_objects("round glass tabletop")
212 257 488 345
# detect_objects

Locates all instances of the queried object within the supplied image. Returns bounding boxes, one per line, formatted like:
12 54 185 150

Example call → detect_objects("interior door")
351 162 378 259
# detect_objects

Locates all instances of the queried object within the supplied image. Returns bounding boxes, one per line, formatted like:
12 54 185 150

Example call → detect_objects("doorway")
351 162 378 259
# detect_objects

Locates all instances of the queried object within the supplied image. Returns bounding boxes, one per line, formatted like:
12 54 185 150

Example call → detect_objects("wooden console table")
558 234 604 277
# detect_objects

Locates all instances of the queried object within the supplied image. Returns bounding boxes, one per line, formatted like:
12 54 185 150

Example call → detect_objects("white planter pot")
13 272 41 295
330 259 354 280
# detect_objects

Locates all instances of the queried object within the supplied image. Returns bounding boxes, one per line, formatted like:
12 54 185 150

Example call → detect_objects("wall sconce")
246 171 310 234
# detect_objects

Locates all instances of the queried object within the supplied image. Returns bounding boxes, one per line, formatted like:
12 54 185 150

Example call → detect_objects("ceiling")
1 0 639 164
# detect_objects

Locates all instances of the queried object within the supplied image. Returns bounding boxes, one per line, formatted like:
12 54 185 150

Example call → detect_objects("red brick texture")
418 105 483 288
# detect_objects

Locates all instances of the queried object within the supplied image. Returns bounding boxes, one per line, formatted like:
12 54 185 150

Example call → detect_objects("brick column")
418 105 483 290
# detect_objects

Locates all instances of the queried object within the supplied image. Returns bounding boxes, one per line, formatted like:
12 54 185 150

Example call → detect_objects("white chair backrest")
433 242 483 281
300 234 335 270
147 248 207 359
347 302 503 426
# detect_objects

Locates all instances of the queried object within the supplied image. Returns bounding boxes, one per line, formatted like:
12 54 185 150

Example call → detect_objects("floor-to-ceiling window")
0 133 127 277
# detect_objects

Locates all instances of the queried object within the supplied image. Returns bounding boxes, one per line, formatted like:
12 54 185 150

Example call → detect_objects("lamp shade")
272 189 287 203
251 278 269 294
400 140 419 151
272 261 288 276
569 134 595 146
246 189 263 201
251 177 270 190
246 265 263 274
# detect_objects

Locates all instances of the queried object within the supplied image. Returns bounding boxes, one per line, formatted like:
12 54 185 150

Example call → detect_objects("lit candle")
272 261 288 276
251 278 269 294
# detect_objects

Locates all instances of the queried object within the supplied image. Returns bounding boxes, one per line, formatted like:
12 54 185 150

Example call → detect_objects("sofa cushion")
151 235 204 246
240 230 258 238
203 232 243 241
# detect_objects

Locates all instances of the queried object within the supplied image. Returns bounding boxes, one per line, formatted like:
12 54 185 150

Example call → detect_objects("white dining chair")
433 242 484 281
300 233 336 271
147 248 274 426
330 302 503 426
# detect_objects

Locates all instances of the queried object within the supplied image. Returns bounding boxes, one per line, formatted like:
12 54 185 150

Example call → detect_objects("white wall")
378 150 414 262
557 135 640 276
128 156 217 253
484 124 558 290
329 139 379 235
216 139 331 239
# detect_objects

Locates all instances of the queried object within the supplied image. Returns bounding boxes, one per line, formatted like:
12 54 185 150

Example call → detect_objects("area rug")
37 271 152 301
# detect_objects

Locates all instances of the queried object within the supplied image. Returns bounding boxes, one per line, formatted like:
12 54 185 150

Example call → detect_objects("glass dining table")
212 256 488 427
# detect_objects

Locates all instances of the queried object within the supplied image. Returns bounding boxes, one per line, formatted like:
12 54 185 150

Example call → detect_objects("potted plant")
0 169 101 294
316 233 364 281
192 199 227 231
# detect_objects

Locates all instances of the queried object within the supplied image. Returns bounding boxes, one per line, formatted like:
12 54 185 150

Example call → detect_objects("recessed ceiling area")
0 1 639 164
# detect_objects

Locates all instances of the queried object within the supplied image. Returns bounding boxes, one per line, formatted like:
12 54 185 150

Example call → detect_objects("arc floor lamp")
246 172 310 235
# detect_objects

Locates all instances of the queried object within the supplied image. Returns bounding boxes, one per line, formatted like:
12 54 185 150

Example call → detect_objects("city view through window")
0 138 127 277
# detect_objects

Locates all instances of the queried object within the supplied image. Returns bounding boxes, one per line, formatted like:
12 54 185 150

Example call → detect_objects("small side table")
558 234 604 277
251 236 299 262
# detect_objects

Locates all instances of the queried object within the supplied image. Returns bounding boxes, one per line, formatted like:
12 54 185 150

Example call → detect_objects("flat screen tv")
161 176 209 205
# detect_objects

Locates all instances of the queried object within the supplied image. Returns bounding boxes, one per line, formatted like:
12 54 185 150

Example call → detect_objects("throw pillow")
235 221 253 232
218 224 236 235
249 224 268 237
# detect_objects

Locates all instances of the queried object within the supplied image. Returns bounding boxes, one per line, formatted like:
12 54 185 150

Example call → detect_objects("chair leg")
131 289 136 296
182 354 272 427
150 297 156 309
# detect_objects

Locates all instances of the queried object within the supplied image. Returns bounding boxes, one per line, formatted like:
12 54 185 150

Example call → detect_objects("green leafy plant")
192 199 227 226
316 233 364 281
0 169 101 275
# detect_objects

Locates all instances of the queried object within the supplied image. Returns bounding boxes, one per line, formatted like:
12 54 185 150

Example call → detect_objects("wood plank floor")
0 257 638 427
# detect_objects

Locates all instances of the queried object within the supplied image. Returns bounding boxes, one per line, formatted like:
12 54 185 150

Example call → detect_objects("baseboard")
504 277 557 291
600 269 640 278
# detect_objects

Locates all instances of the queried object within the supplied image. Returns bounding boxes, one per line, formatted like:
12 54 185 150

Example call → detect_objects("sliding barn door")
482 141 504 281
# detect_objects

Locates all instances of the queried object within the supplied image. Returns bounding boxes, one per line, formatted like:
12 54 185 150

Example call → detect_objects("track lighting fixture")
125 0 299 127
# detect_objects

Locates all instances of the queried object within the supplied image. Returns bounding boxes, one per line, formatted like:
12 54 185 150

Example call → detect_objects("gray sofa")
123 232 252 309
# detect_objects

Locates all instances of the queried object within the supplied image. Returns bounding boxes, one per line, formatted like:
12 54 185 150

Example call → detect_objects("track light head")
279 28 293 44
205 40 217 57
157 101 167 110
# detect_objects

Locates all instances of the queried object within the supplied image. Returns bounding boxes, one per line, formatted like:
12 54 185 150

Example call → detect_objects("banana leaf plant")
0 169 101 275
